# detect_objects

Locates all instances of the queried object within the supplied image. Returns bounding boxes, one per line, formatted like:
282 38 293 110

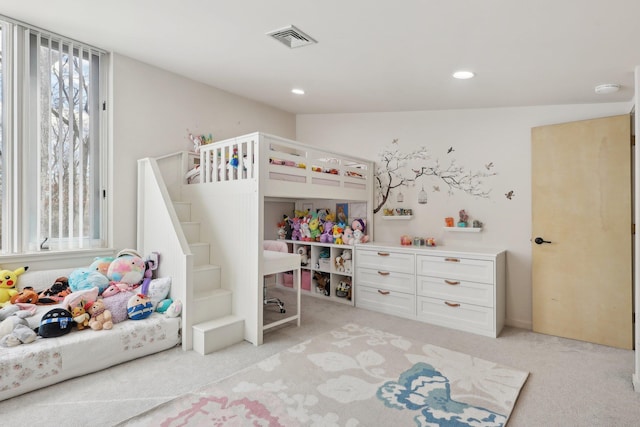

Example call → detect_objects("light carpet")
121 323 528 426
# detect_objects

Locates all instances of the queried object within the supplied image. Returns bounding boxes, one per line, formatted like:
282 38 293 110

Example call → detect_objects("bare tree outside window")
36 37 101 249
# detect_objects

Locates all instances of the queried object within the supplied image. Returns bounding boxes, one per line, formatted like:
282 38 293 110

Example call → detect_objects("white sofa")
0 268 181 401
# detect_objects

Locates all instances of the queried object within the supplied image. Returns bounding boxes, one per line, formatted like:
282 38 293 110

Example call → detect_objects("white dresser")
355 243 506 337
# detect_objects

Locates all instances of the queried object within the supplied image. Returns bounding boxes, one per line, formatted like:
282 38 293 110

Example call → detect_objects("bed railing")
197 132 371 192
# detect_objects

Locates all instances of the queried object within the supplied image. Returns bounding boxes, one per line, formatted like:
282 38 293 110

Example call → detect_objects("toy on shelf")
335 249 353 274
313 271 330 296
458 209 469 227
336 278 352 300
297 246 310 266
320 220 334 243
351 219 369 243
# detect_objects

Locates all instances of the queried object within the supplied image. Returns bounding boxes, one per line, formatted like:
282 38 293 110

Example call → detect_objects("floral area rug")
123 324 528 426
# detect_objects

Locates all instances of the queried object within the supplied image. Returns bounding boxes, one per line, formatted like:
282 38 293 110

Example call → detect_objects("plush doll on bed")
107 250 145 287
86 299 113 330
0 266 29 307
127 293 153 320
0 304 37 347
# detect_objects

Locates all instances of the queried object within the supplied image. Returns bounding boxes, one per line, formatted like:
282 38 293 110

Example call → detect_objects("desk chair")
263 240 289 313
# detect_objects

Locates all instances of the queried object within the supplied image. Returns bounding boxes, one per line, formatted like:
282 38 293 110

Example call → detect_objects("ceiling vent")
267 25 317 49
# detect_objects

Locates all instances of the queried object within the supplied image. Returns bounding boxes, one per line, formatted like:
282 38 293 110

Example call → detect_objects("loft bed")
182 132 374 345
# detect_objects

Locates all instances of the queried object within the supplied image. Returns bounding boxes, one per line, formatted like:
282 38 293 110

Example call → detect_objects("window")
0 17 107 254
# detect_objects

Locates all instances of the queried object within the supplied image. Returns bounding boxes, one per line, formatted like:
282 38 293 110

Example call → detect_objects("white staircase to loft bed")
137 153 244 354
138 132 374 352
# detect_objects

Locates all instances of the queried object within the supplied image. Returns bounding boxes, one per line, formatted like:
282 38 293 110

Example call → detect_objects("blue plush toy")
69 268 110 295
127 293 153 320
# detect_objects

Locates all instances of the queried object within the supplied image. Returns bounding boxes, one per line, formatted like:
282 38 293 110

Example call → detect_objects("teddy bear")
0 266 29 307
86 299 113 330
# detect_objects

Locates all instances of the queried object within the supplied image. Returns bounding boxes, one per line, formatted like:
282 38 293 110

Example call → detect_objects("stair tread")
194 287 229 299
193 315 243 331
193 264 220 271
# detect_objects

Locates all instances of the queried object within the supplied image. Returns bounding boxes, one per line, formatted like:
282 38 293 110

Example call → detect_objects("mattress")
0 313 181 401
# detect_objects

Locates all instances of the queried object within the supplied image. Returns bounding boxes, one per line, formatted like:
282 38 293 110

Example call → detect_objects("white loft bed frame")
186 132 374 345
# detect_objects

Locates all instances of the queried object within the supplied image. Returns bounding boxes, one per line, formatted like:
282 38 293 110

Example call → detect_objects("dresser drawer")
356 267 414 294
356 285 415 319
417 296 495 336
357 249 414 274
417 276 493 308
417 255 493 283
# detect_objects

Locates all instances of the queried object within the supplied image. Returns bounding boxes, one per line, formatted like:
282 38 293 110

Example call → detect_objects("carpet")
122 323 528 426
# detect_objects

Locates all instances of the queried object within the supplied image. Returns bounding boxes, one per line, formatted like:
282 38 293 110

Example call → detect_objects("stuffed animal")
319 220 334 243
300 217 312 241
0 304 37 347
69 268 110 295
335 255 345 272
164 299 182 318
107 253 145 286
308 214 321 241
38 307 74 338
89 256 114 277
289 217 302 241
72 304 90 330
127 293 153 320
297 246 309 266
86 299 113 330
0 266 28 307
336 279 352 300
9 287 39 304
342 226 354 245
38 277 71 304
341 249 353 274
313 271 330 296
351 218 369 243
332 224 344 245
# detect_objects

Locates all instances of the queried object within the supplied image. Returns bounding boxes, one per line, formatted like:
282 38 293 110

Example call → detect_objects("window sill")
0 248 116 270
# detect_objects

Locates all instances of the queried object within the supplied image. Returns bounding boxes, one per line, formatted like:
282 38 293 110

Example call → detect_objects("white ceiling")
2 0 639 114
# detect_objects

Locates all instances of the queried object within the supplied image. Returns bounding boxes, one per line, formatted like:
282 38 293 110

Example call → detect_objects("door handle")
534 237 552 245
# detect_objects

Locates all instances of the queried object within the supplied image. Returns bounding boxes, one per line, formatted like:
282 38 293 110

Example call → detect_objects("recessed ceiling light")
594 83 620 94
453 70 475 80
291 88 305 95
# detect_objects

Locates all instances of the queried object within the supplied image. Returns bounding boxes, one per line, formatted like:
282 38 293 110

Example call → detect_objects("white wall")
297 103 632 329
110 53 296 250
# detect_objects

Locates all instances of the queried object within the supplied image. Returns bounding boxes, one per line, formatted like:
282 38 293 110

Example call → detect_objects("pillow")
147 277 171 308
63 287 99 311
101 291 134 323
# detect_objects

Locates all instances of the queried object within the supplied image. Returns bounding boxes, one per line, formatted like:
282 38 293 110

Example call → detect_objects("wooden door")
531 114 633 349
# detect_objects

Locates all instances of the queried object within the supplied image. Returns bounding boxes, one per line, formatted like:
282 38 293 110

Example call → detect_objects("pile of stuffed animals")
0 249 181 348
278 209 369 245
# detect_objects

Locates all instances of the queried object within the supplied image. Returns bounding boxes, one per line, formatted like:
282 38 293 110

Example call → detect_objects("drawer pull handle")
378 290 390 295
445 301 460 307
377 252 390 257
445 258 460 263
377 271 390 276
445 280 460 285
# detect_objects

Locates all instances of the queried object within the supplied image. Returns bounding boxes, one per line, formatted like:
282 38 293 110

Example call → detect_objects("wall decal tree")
374 139 496 214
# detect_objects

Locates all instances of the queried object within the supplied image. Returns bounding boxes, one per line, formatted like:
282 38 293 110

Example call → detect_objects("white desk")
262 250 301 333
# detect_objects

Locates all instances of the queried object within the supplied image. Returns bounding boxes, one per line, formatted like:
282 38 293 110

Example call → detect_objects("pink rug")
123 323 528 426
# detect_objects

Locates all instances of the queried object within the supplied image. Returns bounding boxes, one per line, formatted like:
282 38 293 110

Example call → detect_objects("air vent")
267 25 317 49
